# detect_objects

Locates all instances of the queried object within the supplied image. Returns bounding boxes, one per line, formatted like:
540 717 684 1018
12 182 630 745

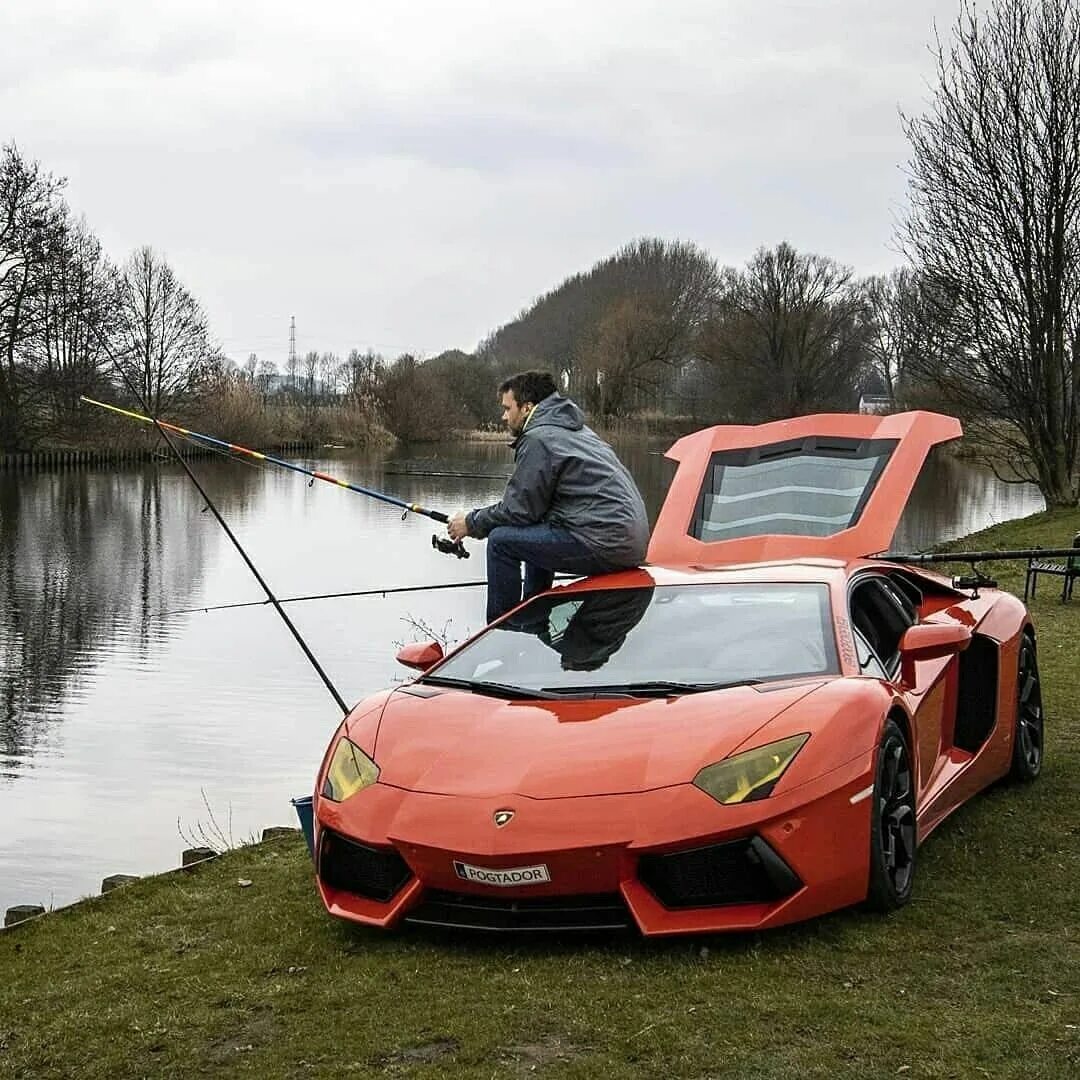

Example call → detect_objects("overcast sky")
2 0 962 368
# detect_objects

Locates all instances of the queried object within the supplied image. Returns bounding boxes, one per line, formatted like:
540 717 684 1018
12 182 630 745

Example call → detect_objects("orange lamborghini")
312 412 1044 934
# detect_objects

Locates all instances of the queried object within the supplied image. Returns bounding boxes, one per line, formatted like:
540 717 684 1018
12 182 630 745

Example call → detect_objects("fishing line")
151 572 580 620
80 395 469 558
83 336 352 716
152 579 490 619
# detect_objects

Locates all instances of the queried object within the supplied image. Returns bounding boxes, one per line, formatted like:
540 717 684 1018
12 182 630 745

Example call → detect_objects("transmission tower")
288 315 297 388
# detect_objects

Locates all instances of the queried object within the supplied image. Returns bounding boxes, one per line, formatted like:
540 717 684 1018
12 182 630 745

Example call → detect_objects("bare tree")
578 297 681 416
114 247 214 415
0 143 66 449
297 348 321 432
701 243 868 421
861 268 953 407
255 358 277 399
576 239 721 417
424 348 499 427
34 215 120 429
318 351 340 400
286 347 300 395
301 349 319 400
376 353 457 441
901 0 1080 505
343 347 381 408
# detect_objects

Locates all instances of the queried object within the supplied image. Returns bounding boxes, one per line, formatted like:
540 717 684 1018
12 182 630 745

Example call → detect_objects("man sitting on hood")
448 370 649 623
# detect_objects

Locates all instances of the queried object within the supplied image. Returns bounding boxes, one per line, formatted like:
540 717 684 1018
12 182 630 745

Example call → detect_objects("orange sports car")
312 411 1044 934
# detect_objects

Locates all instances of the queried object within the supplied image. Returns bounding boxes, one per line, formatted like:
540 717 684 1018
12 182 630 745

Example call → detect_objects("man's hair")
499 370 558 406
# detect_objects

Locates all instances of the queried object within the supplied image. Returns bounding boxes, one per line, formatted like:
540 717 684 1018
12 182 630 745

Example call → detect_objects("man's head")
498 371 557 436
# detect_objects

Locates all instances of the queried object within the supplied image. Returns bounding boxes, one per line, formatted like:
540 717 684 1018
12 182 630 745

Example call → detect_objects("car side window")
881 577 918 623
849 577 916 675
887 573 923 618
852 627 888 679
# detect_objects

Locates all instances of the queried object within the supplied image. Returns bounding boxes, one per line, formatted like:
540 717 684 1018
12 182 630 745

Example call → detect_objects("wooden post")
101 874 139 893
181 847 216 869
4 904 45 927
261 826 300 842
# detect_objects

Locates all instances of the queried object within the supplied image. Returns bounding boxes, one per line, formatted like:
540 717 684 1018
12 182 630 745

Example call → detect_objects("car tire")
1009 632 1044 783
865 718 916 912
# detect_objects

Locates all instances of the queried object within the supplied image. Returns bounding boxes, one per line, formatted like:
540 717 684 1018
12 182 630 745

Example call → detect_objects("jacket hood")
521 393 585 436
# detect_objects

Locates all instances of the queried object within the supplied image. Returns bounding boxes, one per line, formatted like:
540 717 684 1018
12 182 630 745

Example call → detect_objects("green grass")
2 512 1079 1080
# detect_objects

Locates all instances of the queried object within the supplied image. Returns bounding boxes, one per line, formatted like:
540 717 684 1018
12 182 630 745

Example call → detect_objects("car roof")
647 410 961 567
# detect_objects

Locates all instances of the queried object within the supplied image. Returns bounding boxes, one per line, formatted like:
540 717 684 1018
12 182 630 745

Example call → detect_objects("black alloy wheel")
865 718 917 912
1009 633 1044 782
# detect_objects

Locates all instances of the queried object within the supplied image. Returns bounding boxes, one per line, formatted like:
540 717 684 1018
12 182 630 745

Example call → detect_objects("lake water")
0 439 1044 914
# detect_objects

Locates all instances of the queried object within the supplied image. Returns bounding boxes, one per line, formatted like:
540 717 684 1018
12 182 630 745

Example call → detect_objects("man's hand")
447 511 469 541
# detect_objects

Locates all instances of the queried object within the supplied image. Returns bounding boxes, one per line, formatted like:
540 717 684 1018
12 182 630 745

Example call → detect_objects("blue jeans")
484 524 616 623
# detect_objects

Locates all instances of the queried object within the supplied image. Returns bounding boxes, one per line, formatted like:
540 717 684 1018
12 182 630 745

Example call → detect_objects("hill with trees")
3 1 1079 506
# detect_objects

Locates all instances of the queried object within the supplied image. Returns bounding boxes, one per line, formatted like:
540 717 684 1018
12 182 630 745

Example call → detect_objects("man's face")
501 390 532 436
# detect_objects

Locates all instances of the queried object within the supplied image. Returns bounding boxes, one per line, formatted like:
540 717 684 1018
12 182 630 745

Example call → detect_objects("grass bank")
1 512 1078 1080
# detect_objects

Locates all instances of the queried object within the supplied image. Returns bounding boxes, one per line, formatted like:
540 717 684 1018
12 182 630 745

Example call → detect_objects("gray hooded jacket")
466 393 649 568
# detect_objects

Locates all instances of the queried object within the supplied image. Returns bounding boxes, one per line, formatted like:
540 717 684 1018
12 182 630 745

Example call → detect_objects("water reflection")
0 468 226 778
891 449 1043 553
0 436 1045 913
503 586 655 672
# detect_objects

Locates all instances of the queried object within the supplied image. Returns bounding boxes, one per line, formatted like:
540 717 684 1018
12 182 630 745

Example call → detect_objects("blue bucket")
291 795 315 859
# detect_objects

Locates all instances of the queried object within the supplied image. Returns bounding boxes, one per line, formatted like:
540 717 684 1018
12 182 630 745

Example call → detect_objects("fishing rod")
78 395 469 559
881 545 1080 592
882 547 1080 564
153 579 489 619
81 346 354 716
152 571 582 620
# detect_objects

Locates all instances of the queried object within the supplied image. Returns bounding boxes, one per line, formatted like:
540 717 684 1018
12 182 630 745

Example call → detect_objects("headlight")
693 734 809 805
321 737 379 802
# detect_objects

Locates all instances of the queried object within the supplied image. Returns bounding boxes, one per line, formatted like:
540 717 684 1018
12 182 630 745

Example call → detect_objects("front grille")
318 828 412 902
638 836 801 909
406 890 631 932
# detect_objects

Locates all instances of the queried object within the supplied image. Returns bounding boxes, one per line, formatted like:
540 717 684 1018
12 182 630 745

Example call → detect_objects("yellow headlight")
693 734 810 805
321 738 380 802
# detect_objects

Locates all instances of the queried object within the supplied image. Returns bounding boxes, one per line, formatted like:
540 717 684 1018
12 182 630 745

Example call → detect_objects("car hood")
369 681 824 798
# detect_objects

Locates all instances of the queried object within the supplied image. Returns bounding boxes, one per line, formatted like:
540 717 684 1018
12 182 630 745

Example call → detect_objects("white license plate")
453 861 551 887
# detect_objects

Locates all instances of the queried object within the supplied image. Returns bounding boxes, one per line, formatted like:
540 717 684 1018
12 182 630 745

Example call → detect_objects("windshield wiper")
547 679 764 698
420 675 560 700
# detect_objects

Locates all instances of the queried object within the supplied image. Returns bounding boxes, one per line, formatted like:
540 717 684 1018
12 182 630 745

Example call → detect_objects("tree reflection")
0 463 251 778
891 448 1043 553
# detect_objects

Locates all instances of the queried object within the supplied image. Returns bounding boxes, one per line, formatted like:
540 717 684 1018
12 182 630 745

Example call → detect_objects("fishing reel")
432 534 470 559
952 563 997 598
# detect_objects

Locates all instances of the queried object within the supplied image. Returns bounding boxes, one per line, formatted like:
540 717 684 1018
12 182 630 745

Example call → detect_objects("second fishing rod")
79 396 470 559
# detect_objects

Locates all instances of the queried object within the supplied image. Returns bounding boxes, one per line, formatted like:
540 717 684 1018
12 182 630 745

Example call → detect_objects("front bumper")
314 752 873 936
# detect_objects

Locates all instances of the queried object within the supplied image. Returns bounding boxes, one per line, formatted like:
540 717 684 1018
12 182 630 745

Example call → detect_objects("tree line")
0 144 221 450
0 142 499 453
2 1 1078 506
468 0 1080 508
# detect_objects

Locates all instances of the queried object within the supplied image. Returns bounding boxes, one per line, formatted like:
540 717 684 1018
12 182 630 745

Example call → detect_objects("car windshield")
424 583 839 695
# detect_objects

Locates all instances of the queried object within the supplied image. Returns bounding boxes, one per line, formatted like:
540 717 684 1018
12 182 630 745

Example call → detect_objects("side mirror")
898 622 972 687
395 640 444 672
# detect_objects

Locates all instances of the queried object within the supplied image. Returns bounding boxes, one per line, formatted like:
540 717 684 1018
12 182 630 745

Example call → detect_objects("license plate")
453 861 551 887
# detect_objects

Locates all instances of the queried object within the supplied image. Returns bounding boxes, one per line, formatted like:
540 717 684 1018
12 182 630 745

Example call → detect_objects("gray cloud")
1 0 962 362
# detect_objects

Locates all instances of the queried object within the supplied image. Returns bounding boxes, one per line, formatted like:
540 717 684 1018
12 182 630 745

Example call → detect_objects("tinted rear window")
691 437 897 542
